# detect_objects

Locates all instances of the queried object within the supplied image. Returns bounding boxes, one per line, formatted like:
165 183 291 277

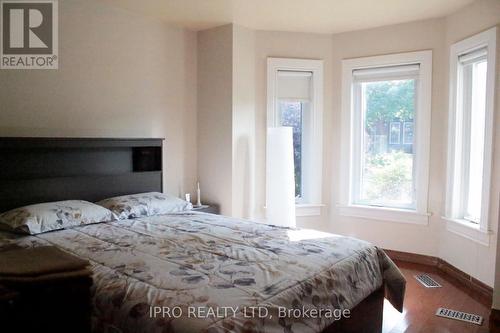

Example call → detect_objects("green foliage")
365 80 415 133
363 151 413 202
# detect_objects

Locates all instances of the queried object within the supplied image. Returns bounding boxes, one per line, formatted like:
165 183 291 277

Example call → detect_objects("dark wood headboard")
0 137 164 213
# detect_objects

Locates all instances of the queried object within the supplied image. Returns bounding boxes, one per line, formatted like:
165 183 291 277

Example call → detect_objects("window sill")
263 204 325 217
443 217 491 246
337 204 430 225
296 204 325 217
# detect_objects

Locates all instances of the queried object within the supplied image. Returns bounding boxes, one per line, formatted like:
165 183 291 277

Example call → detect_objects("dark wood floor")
382 260 493 333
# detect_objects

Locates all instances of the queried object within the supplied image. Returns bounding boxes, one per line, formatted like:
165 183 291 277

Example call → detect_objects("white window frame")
339 51 432 225
267 57 324 217
444 27 496 245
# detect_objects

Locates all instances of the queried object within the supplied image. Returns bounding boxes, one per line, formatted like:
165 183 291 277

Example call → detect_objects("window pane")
464 60 487 222
279 101 303 198
403 122 414 145
389 122 401 144
357 79 416 208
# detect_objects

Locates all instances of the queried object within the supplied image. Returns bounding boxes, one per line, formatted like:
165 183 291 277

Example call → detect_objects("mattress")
0 212 405 333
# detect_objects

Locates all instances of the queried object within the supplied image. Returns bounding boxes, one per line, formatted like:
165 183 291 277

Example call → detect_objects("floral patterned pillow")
0 200 117 235
96 192 193 220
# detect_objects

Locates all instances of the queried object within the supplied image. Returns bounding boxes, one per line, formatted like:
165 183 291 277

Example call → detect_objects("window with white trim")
267 58 324 216
340 51 432 224
445 27 496 236
276 71 311 200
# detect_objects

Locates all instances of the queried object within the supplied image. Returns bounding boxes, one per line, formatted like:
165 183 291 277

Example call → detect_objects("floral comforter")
0 212 405 333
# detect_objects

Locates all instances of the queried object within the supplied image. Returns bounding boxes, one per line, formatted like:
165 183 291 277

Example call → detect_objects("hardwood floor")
382 260 492 333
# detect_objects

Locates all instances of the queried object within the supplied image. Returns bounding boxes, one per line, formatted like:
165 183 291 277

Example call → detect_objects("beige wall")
197 25 234 214
197 24 257 218
0 0 198 196
232 25 256 218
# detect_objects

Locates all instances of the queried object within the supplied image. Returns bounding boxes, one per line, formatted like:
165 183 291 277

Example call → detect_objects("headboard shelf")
0 137 163 149
0 137 164 213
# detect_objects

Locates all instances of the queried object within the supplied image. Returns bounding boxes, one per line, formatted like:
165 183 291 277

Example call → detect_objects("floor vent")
414 274 441 288
436 307 483 325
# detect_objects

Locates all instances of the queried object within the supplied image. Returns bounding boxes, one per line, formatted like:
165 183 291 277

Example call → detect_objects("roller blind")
459 47 487 65
277 70 312 100
353 64 420 82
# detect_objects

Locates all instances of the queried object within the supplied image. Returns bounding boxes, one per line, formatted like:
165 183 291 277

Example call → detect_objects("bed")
0 137 405 333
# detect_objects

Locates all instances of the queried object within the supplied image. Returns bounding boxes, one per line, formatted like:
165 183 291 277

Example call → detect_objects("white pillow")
96 192 192 220
0 200 117 235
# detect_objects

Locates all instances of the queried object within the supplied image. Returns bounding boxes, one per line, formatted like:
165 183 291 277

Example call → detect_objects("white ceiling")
101 0 476 34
